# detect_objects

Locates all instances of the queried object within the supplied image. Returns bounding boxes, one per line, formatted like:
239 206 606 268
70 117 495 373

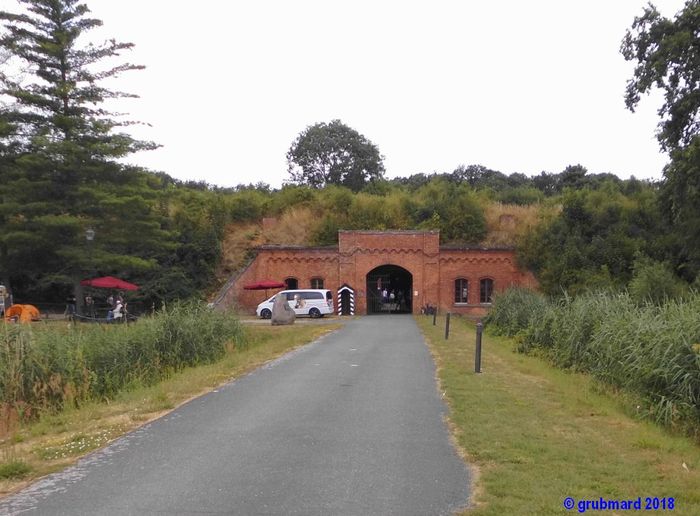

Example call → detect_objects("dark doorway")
340 289 352 315
366 264 413 314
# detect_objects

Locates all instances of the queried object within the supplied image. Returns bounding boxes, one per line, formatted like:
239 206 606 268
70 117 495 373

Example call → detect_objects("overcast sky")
62 1 688 187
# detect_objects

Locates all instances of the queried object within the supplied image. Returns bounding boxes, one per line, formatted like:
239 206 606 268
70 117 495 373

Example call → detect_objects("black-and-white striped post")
337 285 355 315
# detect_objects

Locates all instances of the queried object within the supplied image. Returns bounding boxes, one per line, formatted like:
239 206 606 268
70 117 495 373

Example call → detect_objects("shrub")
628 254 688 305
0 460 31 479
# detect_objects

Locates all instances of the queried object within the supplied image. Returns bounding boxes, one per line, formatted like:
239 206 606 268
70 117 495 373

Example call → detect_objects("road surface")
0 315 470 515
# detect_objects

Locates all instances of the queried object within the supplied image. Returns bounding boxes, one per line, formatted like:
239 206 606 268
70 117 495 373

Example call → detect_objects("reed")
483 287 547 337
0 302 245 427
486 288 700 437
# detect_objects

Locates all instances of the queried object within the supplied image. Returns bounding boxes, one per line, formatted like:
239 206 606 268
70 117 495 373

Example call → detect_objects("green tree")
621 1 700 152
658 139 700 280
0 0 169 304
143 188 227 304
622 1 700 281
559 165 589 190
518 186 665 295
451 164 509 191
413 178 486 244
287 120 385 192
311 215 341 246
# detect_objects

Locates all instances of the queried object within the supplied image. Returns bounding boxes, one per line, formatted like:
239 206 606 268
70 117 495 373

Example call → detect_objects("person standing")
0 285 6 317
84 295 95 318
65 293 77 319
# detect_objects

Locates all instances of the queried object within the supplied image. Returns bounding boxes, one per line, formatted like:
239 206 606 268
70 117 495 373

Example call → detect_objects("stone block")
271 293 295 325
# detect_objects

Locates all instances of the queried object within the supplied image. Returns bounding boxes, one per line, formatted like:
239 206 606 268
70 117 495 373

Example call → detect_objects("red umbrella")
243 280 286 290
80 276 139 291
243 280 285 302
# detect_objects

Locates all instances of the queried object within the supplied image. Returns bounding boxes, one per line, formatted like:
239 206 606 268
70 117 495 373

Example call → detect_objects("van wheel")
261 309 272 319
309 308 321 318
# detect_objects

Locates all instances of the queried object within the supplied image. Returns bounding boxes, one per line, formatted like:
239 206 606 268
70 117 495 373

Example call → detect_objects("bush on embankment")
485 288 700 437
0 302 245 418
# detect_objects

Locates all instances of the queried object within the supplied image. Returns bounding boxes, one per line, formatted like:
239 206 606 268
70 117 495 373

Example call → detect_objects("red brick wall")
438 249 538 317
220 231 537 316
217 247 339 313
338 231 440 314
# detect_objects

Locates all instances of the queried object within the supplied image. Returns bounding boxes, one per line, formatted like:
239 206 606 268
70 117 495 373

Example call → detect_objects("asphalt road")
0 315 470 515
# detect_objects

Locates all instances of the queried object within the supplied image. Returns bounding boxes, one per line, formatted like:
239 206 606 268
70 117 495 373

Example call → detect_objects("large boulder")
271 293 295 325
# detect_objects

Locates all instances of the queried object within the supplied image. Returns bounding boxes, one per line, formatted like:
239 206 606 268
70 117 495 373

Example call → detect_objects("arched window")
480 278 494 304
310 277 324 289
454 278 468 304
285 277 298 290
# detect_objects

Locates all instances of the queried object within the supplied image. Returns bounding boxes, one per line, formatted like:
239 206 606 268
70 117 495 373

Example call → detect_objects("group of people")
380 287 407 311
106 292 126 321
65 291 126 320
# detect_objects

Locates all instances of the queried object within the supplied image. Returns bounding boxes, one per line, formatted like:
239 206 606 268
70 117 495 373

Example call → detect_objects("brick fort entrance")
366 264 413 314
221 230 536 317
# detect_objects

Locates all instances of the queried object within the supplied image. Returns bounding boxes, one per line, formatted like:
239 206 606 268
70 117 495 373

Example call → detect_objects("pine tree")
0 0 171 305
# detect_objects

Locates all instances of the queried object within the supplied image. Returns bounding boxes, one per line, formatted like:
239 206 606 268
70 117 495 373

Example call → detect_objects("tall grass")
0 302 245 422
485 288 700 437
482 287 547 337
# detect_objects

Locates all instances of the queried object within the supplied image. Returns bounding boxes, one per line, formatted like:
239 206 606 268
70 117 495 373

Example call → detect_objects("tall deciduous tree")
0 0 170 302
287 120 385 192
621 0 700 281
658 139 700 279
621 0 700 152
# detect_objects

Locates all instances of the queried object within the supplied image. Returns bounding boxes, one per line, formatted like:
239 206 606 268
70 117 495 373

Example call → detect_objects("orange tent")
4 304 41 323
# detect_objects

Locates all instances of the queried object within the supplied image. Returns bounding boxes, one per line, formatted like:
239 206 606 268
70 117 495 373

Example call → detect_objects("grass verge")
0 321 340 497
416 314 700 515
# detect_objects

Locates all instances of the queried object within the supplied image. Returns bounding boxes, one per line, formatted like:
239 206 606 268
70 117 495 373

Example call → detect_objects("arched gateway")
366 264 413 314
223 230 537 317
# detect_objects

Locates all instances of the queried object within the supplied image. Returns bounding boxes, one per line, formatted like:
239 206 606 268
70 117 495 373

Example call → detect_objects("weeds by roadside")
0 301 245 425
0 320 338 497
485 288 700 438
417 314 700 515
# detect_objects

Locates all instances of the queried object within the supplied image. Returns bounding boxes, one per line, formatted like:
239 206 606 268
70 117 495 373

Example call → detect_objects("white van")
256 289 334 319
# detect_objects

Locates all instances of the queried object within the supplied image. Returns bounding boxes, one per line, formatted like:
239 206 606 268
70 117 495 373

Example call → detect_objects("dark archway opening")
340 290 352 315
366 264 413 314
